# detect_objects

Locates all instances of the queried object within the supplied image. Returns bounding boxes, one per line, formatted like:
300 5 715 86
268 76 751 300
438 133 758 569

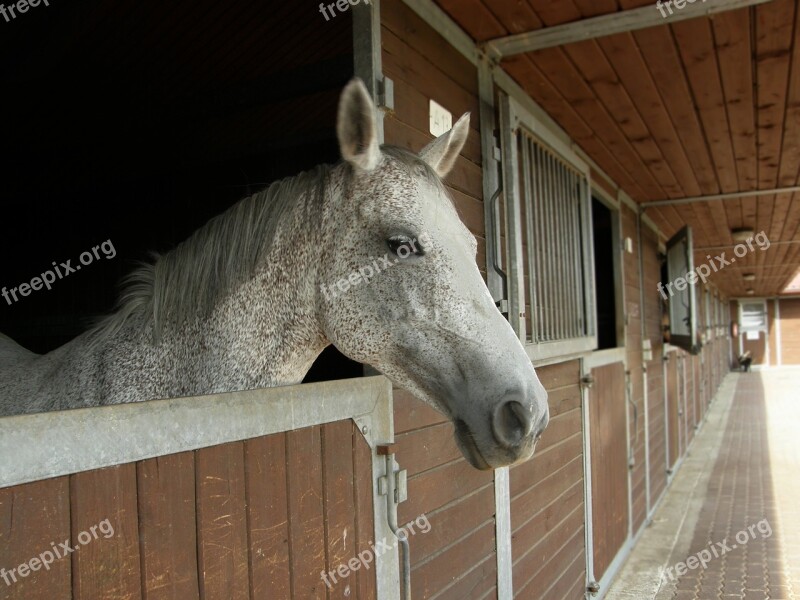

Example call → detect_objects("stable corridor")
607 369 800 600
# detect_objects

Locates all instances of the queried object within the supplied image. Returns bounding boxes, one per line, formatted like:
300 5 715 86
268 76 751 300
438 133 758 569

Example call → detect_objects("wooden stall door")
0 420 378 600
779 298 800 364
588 361 629 581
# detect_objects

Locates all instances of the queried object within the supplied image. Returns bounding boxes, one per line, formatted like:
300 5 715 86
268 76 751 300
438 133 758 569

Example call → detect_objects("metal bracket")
496 299 509 315
378 444 408 505
377 76 395 112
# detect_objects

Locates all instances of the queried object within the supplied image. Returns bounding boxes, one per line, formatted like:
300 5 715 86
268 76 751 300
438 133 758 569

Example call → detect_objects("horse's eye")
387 235 425 259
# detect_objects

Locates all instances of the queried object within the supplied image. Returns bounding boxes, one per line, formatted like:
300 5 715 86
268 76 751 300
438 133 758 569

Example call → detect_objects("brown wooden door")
588 361 629 581
0 420 378 600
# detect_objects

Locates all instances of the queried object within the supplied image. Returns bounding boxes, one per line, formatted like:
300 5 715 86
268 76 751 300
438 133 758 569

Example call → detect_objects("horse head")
318 79 548 469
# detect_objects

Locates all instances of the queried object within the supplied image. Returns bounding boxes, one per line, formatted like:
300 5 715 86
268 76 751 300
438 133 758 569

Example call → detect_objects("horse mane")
88 164 332 347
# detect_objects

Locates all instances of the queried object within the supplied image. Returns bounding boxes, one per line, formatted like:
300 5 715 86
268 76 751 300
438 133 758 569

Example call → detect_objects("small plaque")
429 99 452 136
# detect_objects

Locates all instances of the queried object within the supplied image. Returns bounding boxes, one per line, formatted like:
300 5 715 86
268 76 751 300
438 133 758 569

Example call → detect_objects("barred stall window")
499 94 597 361
740 301 767 331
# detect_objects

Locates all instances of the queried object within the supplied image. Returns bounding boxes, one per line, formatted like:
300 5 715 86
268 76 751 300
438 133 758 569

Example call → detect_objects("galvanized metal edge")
494 466 513 598
0 375 392 488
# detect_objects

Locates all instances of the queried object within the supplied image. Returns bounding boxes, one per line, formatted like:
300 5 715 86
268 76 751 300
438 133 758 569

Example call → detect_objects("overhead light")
743 273 756 281
732 228 755 242
746 289 755 295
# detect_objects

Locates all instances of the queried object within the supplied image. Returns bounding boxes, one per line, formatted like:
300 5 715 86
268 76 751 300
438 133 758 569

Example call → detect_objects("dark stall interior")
0 0 362 381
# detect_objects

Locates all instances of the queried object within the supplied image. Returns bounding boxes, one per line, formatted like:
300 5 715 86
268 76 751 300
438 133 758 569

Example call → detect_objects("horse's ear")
420 113 470 177
337 78 380 171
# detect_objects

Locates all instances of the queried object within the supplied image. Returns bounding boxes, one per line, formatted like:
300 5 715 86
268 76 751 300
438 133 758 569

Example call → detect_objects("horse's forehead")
362 158 456 223
374 158 424 196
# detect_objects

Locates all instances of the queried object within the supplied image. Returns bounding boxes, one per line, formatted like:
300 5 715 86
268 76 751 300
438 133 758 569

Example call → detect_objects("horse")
0 78 548 470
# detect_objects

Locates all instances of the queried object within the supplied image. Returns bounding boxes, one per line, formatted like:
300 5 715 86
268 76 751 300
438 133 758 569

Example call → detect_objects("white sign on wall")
429 99 452 137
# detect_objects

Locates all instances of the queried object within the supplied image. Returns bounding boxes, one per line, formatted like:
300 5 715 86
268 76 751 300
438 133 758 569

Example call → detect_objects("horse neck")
101 171 335 401
199 177 332 389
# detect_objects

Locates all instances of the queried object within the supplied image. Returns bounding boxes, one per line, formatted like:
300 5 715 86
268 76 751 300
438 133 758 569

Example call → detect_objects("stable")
1 0 799 598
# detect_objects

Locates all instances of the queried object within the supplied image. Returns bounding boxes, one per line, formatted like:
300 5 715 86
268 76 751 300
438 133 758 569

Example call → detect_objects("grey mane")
88 164 332 346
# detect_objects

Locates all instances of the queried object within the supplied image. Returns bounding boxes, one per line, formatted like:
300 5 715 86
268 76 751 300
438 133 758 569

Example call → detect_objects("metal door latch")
378 448 408 504
377 444 410 599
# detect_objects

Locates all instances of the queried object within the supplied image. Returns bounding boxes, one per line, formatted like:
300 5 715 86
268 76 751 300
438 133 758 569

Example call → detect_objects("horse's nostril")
534 412 549 442
492 400 534 448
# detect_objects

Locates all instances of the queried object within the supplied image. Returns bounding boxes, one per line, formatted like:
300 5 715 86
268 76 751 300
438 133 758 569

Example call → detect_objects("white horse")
0 79 548 469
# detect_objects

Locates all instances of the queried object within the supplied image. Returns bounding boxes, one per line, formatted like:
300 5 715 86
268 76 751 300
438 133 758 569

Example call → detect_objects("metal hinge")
377 76 395 112
496 299 509 316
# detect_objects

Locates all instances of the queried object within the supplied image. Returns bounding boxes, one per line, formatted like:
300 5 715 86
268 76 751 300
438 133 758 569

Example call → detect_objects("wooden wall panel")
0 478 71 600
642 218 667 511
138 452 199 600
196 443 250 600
588 362 628 580
321 421 358 600
244 435 291 599
779 297 800 364
665 356 680 470
285 428 326 599
647 355 667 508
768 299 779 366
352 427 378 600
71 465 142 600
510 360 584 600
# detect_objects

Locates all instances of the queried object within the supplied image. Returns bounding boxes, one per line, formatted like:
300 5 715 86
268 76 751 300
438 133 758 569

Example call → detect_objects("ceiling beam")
642 185 800 209
484 0 776 58
694 241 800 251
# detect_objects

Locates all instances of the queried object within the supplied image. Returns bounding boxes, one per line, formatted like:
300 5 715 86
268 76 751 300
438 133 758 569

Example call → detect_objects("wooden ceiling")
434 0 800 298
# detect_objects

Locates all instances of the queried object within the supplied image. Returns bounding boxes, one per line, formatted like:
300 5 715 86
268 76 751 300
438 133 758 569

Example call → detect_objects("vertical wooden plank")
321 421 358 599
353 426 377 600
286 427 326 599
71 464 142 600
195 442 249 600
137 452 199 600
0 478 71 600
244 434 290 599
667 358 680 469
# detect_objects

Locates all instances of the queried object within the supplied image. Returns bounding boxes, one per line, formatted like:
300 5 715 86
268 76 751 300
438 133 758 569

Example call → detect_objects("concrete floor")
606 368 800 600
